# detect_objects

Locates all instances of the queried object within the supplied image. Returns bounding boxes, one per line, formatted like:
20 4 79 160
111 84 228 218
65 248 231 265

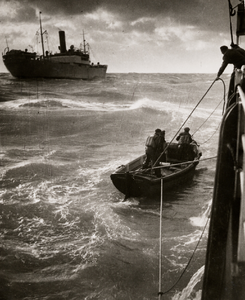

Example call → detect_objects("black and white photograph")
0 0 245 299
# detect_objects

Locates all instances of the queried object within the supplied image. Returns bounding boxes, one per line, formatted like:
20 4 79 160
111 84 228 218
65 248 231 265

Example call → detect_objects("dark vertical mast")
236 2 245 45
83 30 86 53
228 0 235 45
39 11 45 57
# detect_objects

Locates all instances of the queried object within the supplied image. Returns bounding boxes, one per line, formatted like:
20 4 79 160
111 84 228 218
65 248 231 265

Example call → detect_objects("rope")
153 78 217 167
191 78 226 144
192 79 226 137
158 179 164 299
158 207 210 296
153 78 216 167
201 123 221 145
156 6 231 293
171 78 217 139
156 78 222 297
191 99 223 138
218 77 227 115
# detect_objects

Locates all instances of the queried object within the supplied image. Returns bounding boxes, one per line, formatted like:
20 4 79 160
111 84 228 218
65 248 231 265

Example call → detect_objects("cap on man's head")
220 45 228 53
184 127 190 132
155 128 161 133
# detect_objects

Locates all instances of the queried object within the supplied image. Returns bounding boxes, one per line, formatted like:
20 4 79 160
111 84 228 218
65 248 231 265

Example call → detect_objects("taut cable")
158 178 164 299
153 78 217 167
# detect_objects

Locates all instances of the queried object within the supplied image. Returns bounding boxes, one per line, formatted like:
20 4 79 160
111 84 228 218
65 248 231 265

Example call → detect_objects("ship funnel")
59 31 67 53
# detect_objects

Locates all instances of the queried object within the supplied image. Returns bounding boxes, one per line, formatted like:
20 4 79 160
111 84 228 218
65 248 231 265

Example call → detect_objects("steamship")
2 13 107 80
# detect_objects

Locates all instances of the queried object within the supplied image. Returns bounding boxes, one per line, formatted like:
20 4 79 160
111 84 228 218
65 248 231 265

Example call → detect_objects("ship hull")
3 57 107 80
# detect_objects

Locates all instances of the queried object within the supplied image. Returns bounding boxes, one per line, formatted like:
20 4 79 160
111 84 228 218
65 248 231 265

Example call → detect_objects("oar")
118 156 217 176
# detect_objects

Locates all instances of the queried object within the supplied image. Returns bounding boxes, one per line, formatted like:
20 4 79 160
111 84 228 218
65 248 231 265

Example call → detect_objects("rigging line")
159 211 210 296
216 77 226 115
192 77 226 139
201 123 221 144
191 98 224 138
153 78 217 167
158 179 164 299
196 78 227 145
172 78 217 137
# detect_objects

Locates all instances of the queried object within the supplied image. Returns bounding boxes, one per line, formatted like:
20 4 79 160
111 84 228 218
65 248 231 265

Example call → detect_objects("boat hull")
110 151 200 198
3 57 107 80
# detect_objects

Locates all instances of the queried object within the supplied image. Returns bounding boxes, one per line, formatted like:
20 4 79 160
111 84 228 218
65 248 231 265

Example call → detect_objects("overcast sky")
0 0 244 73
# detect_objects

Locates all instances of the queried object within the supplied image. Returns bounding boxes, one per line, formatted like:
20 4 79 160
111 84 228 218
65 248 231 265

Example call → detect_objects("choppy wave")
190 200 212 227
172 266 204 300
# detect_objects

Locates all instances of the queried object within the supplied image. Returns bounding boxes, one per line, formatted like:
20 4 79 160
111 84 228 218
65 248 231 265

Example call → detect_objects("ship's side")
201 1 245 300
201 3 245 297
201 67 245 300
2 54 107 79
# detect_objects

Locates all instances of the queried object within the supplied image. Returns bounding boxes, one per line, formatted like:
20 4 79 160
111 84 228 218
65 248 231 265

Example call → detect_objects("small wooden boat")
110 142 202 198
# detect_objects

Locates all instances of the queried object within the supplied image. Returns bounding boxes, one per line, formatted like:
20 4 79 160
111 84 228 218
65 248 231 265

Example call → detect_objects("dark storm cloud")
7 0 236 33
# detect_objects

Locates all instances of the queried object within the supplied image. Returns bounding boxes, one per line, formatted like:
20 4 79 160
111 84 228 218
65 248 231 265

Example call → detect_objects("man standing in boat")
155 130 167 162
176 127 193 161
176 127 193 144
151 130 167 177
216 45 245 78
143 128 162 170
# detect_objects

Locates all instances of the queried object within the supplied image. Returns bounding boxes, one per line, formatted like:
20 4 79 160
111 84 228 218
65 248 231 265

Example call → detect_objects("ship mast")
83 30 86 53
39 11 45 57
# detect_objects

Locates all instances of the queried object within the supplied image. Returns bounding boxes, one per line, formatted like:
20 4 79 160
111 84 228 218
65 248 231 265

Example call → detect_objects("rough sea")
0 72 228 300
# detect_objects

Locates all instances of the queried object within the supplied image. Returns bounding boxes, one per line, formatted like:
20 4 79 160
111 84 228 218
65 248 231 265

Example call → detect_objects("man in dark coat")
154 130 167 177
143 128 162 169
176 127 192 144
176 127 193 161
216 45 245 78
154 130 166 162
